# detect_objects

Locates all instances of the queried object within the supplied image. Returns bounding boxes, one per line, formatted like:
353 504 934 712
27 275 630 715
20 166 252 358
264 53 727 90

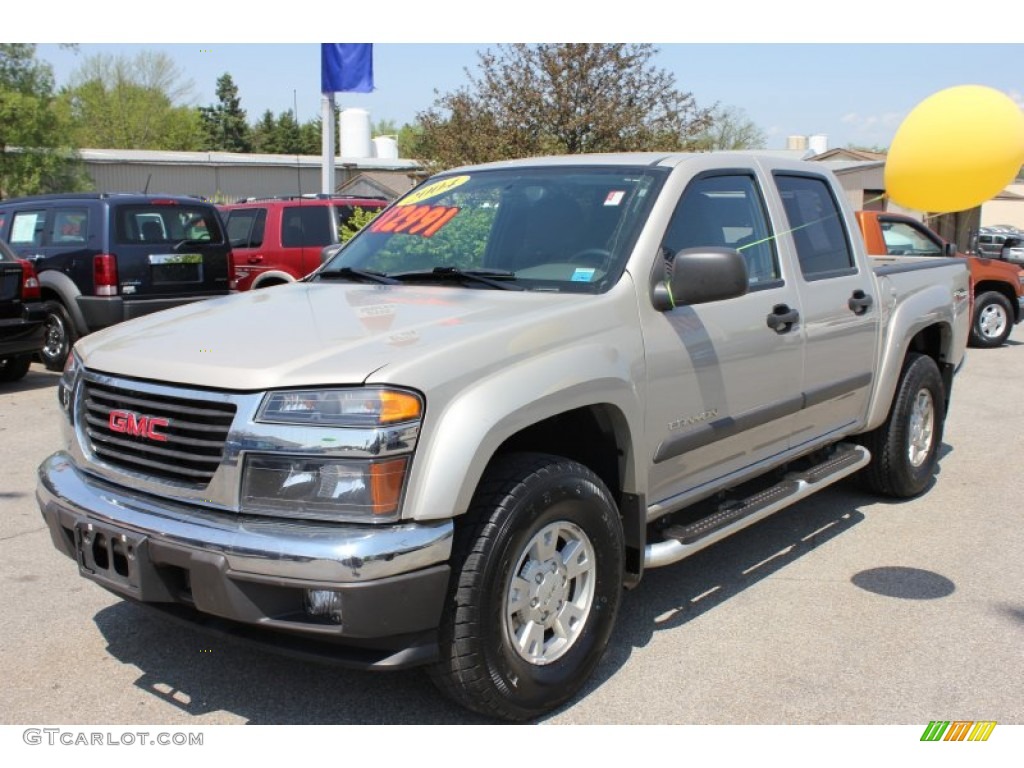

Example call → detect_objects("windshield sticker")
398 175 471 207
571 268 596 282
604 191 625 206
369 204 460 238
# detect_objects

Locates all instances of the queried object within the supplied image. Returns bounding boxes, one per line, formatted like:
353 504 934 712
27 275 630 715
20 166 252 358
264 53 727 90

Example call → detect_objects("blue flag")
321 43 374 94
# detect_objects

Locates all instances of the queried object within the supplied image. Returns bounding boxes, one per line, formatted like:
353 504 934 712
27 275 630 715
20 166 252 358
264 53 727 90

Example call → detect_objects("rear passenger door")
282 205 335 277
772 172 879 446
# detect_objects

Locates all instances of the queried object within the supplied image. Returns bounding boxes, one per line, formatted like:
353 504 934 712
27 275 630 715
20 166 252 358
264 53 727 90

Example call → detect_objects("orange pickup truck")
857 210 1024 348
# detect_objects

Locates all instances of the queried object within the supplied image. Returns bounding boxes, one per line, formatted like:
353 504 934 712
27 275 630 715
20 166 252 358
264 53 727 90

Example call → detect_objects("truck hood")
76 282 597 390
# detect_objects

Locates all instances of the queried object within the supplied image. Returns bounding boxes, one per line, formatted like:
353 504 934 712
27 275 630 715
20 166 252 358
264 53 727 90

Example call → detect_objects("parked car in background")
858 211 1024 348
220 195 387 290
974 225 1024 266
0 238 45 382
0 193 235 371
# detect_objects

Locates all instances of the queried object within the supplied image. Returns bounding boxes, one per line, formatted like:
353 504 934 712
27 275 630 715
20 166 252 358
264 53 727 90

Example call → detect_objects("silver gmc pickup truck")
38 153 970 721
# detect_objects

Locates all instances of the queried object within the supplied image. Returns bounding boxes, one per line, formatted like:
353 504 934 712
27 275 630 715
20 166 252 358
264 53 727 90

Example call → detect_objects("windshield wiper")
317 267 400 285
391 267 523 291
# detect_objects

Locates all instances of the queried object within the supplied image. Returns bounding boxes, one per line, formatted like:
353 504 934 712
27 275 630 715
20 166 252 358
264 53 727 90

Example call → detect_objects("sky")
18 1 1024 154
31 42 1024 152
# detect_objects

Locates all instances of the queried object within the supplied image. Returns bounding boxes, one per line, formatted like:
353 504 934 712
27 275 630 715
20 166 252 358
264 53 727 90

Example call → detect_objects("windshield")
320 166 666 292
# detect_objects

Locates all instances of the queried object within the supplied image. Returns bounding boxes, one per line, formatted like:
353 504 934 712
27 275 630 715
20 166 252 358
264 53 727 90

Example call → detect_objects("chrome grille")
82 379 236 486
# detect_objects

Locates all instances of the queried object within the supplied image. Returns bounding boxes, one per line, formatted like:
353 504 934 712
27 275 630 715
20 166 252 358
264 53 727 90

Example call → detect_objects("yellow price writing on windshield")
397 175 471 207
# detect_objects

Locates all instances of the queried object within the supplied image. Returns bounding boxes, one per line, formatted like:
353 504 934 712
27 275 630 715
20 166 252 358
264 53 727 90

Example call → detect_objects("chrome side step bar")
644 443 870 570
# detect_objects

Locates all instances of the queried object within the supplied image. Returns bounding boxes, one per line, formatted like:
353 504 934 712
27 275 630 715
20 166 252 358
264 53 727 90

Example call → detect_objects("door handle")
767 304 800 333
848 290 873 315
247 255 264 264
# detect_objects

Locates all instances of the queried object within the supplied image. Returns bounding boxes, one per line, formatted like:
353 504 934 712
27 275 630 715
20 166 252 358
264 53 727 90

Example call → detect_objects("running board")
644 443 870 570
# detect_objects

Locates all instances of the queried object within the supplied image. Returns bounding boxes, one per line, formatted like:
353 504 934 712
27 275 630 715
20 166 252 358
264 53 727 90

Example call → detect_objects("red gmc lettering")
108 411 169 442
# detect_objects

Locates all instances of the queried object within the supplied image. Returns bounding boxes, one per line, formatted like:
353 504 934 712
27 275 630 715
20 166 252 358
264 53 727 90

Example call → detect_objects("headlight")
58 350 82 420
241 454 408 522
257 388 422 427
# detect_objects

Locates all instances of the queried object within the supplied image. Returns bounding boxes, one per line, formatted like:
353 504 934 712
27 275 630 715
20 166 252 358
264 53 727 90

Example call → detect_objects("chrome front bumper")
37 452 453 655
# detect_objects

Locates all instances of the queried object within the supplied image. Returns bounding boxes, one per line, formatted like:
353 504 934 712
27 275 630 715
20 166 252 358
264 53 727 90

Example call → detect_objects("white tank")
373 135 399 159
340 108 372 158
808 133 828 155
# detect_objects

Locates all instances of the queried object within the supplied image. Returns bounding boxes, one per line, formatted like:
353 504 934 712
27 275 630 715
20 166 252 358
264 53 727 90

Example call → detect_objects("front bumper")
37 452 453 668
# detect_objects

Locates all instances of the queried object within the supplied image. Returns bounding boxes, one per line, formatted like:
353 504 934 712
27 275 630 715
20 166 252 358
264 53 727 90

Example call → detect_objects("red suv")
221 195 387 290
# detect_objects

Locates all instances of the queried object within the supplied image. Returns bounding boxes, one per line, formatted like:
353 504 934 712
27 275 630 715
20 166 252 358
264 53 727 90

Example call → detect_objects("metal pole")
321 93 336 194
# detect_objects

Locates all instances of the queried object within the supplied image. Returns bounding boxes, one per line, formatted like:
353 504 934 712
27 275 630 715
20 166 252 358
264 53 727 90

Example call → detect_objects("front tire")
858 353 945 498
430 452 624 721
969 291 1013 348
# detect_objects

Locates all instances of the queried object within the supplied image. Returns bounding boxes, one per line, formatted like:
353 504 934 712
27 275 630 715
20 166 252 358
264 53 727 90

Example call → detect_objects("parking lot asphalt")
0 341 1021 726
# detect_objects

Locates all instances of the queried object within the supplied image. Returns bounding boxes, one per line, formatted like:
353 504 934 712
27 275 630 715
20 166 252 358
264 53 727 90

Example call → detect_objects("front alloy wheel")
504 520 597 665
430 452 624 721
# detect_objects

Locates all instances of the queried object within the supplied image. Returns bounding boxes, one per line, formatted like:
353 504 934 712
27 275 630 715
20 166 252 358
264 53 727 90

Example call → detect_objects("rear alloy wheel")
0 355 32 383
430 452 624 721
40 300 77 372
969 291 1013 348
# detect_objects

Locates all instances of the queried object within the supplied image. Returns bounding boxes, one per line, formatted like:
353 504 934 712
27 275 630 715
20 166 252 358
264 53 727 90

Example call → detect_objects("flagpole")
321 92 336 195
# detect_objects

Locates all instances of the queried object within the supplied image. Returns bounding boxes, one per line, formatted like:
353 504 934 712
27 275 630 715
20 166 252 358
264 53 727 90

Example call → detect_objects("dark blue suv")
0 194 235 370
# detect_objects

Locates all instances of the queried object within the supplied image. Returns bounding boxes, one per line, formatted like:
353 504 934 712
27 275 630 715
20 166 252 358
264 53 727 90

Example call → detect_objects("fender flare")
37 270 89 336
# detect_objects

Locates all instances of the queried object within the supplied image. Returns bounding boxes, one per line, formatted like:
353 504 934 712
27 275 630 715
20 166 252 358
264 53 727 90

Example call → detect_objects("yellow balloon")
885 85 1024 213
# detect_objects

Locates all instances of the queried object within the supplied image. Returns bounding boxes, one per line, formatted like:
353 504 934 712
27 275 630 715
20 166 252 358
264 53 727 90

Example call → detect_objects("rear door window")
51 208 90 244
226 208 266 248
775 174 856 279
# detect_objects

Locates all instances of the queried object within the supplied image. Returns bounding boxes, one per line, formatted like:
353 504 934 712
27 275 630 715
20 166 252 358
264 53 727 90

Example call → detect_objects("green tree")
60 51 203 150
200 72 252 152
692 106 766 151
411 44 714 170
0 44 88 198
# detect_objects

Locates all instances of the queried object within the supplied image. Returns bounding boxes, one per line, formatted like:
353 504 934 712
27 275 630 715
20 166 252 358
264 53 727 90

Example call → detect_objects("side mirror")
651 247 749 312
321 243 343 265
943 242 957 257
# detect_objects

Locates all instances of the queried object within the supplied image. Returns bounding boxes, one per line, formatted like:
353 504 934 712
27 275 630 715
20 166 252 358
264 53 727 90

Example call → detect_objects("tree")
0 44 88 198
411 44 714 170
200 73 252 152
692 106 766 151
60 51 203 150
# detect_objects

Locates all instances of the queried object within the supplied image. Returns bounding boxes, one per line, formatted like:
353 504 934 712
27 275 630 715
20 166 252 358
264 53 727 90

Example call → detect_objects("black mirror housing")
652 247 749 311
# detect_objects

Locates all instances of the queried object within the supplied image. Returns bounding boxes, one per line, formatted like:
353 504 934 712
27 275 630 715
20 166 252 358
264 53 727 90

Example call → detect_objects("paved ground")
1 340 1021 727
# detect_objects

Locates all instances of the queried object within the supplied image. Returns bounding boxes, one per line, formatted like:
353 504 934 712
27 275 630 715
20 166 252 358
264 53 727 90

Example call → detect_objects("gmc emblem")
108 410 169 442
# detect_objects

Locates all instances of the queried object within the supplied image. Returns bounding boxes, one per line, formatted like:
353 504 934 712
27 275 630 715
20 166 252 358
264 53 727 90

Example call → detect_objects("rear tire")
858 353 945 498
0 355 32 383
969 291 1013 348
429 452 624 721
40 300 77 372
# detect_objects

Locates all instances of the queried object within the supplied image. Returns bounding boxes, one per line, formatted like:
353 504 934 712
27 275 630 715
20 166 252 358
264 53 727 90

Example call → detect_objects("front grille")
82 379 236 486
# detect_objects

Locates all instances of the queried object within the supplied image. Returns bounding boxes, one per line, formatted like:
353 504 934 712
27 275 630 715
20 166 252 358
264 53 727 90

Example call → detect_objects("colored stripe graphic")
945 721 973 741
968 722 997 742
921 720 996 742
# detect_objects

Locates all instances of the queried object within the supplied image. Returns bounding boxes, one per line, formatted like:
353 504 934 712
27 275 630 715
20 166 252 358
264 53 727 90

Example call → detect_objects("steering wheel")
570 248 613 270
